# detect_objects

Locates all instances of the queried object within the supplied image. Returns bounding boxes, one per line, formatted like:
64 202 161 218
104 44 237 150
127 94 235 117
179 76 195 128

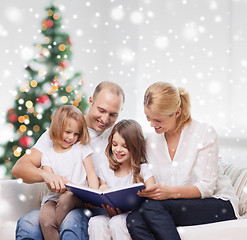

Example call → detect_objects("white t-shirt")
41 142 92 204
33 127 111 175
98 162 153 188
146 119 240 218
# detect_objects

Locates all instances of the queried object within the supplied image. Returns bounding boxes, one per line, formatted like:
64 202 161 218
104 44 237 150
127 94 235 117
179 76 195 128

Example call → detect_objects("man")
12 81 125 240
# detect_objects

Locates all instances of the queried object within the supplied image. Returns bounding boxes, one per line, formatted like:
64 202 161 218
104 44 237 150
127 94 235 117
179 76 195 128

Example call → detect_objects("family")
12 81 239 240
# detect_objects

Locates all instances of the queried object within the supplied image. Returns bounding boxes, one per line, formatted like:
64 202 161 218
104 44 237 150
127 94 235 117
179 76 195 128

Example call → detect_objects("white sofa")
1 162 247 240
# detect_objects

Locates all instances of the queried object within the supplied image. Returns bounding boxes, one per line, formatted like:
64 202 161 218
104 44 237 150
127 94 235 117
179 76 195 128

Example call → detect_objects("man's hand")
41 171 70 194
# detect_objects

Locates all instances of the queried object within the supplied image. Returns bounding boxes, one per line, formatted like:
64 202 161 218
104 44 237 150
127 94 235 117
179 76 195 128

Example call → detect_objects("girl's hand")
138 183 173 200
102 204 122 217
99 184 110 192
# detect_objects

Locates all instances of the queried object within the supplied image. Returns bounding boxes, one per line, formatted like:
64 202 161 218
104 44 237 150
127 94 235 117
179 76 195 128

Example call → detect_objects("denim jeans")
127 198 237 240
16 208 90 240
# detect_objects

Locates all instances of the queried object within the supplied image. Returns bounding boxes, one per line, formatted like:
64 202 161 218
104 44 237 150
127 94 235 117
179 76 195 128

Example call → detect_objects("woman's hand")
138 183 174 200
102 204 122 217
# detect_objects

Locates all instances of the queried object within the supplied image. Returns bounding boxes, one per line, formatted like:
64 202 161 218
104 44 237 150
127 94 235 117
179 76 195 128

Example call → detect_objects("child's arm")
84 154 99 190
42 165 54 173
99 178 110 192
144 176 155 188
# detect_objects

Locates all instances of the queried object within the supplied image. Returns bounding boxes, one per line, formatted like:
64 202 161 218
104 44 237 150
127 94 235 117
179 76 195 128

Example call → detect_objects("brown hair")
105 119 147 184
49 105 90 145
144 82 192 132
93 81 125 104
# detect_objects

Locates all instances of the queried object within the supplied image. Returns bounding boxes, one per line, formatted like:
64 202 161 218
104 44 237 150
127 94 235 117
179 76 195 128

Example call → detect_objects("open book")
66 182 146 213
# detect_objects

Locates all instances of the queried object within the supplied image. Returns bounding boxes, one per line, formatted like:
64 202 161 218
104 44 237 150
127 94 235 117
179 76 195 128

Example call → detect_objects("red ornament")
52 79 60 87
19 136 34 148
59 60 69 68
36 95 50 104
8 108 18 123
8 113 18 123
8 108 14 114
46 19 54 28
66 38 72 45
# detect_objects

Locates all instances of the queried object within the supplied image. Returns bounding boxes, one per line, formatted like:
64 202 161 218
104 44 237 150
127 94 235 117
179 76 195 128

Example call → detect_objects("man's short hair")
93 81 125 103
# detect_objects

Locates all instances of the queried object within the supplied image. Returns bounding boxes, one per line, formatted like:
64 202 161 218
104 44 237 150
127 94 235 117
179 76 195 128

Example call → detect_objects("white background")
0 0 246 174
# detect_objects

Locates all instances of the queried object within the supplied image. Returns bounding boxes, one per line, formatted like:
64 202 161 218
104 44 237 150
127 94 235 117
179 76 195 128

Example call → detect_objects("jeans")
127 198 237 240
16 208 91 240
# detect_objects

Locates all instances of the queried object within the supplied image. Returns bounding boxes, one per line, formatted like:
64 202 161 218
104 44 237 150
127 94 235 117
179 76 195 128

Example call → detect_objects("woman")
126 82 239 240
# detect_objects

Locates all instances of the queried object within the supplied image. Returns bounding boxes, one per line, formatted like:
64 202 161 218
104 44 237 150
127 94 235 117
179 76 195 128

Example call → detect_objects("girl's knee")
89 215 110 228
109 214 126 228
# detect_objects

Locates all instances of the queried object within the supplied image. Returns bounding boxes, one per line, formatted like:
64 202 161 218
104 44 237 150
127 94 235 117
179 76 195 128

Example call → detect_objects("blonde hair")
49 105 90 145
105 119 147 184
93 81 125 104
144 82 192 132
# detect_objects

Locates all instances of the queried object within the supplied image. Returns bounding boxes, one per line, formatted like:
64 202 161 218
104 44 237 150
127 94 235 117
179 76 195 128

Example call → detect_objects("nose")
150 120 156 128
101 113 110 124
115 145 122 152
68 133 74 139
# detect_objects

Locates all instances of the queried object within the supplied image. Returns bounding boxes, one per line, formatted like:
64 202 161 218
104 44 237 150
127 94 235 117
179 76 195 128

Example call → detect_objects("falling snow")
0 0 247 177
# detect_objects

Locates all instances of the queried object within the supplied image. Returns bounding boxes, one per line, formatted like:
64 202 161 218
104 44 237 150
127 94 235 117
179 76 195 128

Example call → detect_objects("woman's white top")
146 119 240 218
98 162 153 188
41 142 92 205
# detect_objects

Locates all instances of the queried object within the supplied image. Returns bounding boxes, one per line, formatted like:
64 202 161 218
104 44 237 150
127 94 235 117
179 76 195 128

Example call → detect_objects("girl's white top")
99 162 153 188
41 142 92 205
34 128 110 175
146 119 240 218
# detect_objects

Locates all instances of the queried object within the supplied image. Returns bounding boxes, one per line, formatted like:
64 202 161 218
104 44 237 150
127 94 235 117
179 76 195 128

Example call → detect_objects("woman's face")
144 106 178 134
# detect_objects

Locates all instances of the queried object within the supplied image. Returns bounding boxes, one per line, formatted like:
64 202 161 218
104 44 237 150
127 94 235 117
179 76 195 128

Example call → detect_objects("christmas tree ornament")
19 136 34 148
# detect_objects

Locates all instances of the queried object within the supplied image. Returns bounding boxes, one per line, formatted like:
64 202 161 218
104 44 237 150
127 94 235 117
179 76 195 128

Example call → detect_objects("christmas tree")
0 3 88 176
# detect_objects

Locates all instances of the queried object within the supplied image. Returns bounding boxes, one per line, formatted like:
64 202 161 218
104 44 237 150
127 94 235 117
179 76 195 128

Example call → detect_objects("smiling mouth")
97 120 107 128
115 153 125 159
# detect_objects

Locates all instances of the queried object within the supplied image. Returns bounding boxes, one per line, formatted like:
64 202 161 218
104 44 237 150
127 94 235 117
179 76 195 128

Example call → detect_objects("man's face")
86 89 123 133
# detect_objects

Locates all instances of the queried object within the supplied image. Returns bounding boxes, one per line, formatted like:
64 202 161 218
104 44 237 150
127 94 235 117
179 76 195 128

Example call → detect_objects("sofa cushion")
222 163 247 216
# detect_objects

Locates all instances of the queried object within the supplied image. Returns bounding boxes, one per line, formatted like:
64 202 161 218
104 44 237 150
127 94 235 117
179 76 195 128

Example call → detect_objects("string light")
18 99 24 104
18 116 25 123
30 80 38 88
72 100 79 107
66 86 72 93
38 69 47 76
53 13 60 20
19 125 27 132
59 44 66 51
28 107 34 113
33 125 40 132
25 100 33 109
47 9 53 16
44 37 50 44
61 96 68 103
14 150 21 157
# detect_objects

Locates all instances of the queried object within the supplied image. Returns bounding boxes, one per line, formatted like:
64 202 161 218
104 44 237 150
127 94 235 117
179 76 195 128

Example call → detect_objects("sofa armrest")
0 179 43 223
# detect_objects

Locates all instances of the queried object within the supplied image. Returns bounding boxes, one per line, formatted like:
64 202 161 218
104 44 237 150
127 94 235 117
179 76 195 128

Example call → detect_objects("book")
66 182 146 213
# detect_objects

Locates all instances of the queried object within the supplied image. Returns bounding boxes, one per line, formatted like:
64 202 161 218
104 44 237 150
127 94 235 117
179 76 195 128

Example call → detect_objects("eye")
112 142 117 147
110 113 118 118
98 108 105 113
